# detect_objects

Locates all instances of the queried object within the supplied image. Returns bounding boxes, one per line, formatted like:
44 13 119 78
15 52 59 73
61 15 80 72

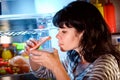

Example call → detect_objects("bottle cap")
2 44 9 48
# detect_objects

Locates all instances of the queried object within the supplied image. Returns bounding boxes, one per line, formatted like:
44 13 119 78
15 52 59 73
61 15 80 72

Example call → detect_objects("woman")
25 1 120 80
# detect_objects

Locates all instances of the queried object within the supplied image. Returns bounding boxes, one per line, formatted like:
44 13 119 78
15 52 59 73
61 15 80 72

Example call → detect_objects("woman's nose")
56 33 59 39
56 33 60 39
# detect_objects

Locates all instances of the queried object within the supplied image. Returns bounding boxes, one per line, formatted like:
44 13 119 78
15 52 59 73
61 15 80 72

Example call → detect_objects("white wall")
34 0 75 14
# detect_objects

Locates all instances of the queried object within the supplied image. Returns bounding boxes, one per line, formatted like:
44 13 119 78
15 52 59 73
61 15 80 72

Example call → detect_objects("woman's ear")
78 31 84 39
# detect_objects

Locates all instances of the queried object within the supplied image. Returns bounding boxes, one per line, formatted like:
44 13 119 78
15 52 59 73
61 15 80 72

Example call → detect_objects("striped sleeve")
83 54 120 80
31 66 56 79
30 56 70 79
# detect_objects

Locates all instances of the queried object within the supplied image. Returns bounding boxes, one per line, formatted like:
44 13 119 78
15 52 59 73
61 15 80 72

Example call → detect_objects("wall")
34 0 75 14
111 0 120 32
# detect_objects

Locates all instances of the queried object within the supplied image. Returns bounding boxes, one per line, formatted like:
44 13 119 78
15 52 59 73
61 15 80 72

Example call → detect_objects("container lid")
2 44 9 48
0 36 11 44
94 0 102 7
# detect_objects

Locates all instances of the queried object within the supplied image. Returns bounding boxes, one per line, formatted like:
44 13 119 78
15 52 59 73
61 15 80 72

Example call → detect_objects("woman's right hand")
25 36 51 55
24 36 51 71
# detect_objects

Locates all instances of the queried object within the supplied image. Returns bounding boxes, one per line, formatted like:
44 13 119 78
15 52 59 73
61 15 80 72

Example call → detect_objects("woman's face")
56 24 83 52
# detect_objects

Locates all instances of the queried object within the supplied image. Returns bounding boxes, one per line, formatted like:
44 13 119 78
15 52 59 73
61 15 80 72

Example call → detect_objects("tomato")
0 58 3 61
3 61 9 65
0 61 5 67
5 67 13 74
0 61 9 67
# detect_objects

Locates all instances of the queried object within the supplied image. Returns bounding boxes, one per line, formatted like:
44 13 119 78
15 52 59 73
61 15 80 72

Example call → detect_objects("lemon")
2 49 12 60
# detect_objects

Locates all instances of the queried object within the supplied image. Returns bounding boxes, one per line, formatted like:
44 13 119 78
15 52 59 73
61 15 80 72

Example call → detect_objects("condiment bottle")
1 44 13 60
93 0 104 17
0 36 17 60
103 0 116 33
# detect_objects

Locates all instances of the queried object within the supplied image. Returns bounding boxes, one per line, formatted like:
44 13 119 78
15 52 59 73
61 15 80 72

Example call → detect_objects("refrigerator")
0 0 75 80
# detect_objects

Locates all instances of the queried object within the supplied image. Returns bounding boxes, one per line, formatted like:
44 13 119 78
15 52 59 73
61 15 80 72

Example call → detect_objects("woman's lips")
58 43 63 46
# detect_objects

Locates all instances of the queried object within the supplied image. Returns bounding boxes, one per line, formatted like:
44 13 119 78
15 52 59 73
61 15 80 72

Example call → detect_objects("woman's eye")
62 31 67 33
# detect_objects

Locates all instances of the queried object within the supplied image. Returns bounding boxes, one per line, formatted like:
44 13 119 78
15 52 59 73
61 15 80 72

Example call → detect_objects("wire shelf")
0 27 57 37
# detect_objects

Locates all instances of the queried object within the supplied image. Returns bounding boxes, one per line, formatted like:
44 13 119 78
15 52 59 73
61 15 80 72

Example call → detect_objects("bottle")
93 0 104 17
103 0 116 33
1 44 13 60
0 36 17 60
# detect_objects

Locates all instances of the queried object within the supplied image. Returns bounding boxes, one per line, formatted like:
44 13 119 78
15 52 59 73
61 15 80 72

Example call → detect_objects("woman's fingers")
30 49 58 63
29 48 60 70
30 36 51 50
29 50 44 65
53 48 59 57
24 36 51 55
26 38 38 48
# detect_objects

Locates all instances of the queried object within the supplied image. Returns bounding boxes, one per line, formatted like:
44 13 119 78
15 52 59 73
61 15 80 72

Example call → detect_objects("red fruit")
0 61 9 67
0 61 5 67
5 67 13 74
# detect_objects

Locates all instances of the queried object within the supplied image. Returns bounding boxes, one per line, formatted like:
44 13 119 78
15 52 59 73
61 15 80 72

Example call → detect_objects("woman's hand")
25 36 70 80
25 36 51 55
29 48 61 71
29 47 70 80
24 36 51 71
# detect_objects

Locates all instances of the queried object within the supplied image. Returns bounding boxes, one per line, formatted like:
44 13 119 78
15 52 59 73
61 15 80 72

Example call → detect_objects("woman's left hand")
29 48 61 71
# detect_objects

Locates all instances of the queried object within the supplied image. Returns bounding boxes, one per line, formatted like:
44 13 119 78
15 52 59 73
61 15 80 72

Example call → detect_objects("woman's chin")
60 47 66 52
60 47 70 52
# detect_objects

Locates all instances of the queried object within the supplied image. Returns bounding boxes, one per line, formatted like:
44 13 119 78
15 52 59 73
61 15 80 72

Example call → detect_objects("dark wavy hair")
52 1 120 67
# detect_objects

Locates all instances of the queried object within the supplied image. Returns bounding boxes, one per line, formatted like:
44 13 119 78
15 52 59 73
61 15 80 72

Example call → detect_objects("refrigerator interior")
0 13 66 59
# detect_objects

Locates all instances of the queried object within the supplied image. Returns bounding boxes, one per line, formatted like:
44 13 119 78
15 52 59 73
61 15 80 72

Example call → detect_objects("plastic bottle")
103 0 116 33
93 0 104 17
